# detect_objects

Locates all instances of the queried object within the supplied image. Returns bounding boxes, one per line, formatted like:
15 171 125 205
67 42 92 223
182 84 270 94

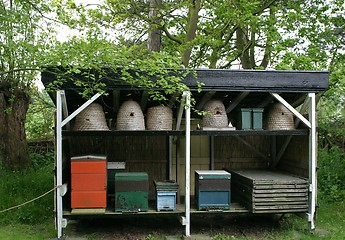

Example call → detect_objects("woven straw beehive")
265 103 295 130
146 105 173 130
202 99 228 128
72 103 109 131
116 100 145 130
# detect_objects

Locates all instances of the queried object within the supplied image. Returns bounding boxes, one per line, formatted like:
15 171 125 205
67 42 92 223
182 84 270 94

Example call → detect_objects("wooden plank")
252 184 308 190
253 205 308 211
252 197 308 203
253 188 308 194
253 192 308 198
254 201 308 206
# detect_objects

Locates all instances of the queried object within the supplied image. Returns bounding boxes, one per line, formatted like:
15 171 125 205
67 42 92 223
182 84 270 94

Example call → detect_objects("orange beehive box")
71 191 106 209
70 155 107 209
71 174 106 191
71 155 106 174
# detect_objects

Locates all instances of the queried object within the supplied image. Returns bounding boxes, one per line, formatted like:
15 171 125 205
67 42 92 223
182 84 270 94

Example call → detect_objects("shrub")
318 146 345 202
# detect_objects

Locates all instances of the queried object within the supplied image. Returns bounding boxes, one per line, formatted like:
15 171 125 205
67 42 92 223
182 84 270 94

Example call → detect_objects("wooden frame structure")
41 69 329 238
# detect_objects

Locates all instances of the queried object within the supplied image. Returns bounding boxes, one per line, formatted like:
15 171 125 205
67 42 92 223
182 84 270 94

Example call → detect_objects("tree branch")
161 26 183 44
0 68 40 76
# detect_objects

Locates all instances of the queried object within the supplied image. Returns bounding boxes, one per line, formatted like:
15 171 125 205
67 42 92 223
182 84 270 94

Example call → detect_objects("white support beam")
270 93 311 128
56 91 66 238
61 92 103 128
308 93 317 230
184 91 191 238
60 91 70 130
176 96 186 131
272 96 310 168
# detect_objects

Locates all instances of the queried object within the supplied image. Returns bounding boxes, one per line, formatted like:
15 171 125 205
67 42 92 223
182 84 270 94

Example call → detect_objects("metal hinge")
61 218 68 228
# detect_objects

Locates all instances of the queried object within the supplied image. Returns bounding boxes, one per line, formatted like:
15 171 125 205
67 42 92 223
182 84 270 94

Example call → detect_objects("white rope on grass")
0 185 61 213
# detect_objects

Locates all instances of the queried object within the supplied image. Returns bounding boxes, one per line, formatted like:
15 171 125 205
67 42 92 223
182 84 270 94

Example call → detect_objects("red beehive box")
71 155 107 209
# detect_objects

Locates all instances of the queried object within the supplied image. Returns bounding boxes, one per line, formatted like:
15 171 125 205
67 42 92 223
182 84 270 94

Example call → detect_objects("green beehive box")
114 172 148 212
252 108 264 130
235 108 252 130
107 162 125 201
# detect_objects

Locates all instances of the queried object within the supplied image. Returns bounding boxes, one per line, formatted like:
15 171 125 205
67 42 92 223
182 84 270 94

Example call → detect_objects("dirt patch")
63 214 289 239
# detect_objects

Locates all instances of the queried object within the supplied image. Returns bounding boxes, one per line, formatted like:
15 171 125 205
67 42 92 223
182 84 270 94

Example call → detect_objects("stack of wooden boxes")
71 155 107 210
154 180 179 211
114 172 149 212
195 170 231 210
231 170 308 213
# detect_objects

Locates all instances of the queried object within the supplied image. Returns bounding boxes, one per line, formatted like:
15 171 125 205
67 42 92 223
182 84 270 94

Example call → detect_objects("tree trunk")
236 27 252 69
147 0 162 52
182 0 201 67
0 83 31 170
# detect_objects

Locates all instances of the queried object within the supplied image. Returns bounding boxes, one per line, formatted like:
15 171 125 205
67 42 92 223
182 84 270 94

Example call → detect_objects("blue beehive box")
195 170 231 210
154 180 178 211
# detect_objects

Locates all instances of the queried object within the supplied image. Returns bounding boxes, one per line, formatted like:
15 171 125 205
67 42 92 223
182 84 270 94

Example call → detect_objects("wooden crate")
230 170 308 213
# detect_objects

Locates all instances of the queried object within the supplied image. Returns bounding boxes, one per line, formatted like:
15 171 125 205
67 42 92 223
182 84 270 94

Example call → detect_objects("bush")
0 151 55 225
318 146 345 202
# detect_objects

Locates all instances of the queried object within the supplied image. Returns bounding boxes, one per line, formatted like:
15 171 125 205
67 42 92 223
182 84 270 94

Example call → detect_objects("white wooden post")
308 93 317 230
184 91 191 237
56 91 64 238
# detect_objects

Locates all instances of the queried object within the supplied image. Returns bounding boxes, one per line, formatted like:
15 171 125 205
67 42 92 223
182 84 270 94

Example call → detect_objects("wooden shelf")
63 202 249 216
62 129 308 137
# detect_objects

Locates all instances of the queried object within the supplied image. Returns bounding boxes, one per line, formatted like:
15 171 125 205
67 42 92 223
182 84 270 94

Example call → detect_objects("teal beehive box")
252 108 264 130
114 172 148 212
235 108 252 130
195 170 231 210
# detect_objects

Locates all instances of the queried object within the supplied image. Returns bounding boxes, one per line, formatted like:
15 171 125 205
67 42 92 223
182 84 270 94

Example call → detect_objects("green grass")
0 223 56 240
0 151 56 239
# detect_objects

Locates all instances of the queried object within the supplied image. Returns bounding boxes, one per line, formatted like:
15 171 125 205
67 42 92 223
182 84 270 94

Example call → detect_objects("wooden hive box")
231 170 308 213
114 172 149 212
154 180 179 211
195 170 231 210
71 155 107 209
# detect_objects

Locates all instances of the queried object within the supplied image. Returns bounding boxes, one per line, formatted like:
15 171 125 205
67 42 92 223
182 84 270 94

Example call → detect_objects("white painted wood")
56 91 64 238
61 92 103 128
308 93 317 230
61 91 70 130
176 96 185 130
184 91 191 237
273 95 310 167
270 93 311 128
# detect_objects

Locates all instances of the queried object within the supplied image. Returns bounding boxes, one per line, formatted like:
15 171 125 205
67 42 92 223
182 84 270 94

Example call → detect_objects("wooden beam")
168 92 179 108
291 94 308 108
256 95 274 108
272 95 310 168
60 91 70 130
270 93 311 128
140 90 149 111
196 91 216 110
226 92 250 113
234 136 270 162
112 90 120 113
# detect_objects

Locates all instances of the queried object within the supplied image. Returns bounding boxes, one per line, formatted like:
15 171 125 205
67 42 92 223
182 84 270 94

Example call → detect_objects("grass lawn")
0 223 56 240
